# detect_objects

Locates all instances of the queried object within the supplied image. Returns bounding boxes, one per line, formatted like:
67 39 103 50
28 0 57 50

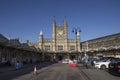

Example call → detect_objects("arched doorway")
57 54 63 61
70 55 76 60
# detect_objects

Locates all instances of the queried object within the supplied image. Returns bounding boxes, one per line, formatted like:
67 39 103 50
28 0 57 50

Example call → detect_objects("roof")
0 33 41 53
82 32 120 43
0 34 8 45
8 38 21 46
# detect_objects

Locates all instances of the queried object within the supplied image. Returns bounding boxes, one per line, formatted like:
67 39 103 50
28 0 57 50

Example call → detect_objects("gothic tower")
39 31 43 50
77 31 81 52
63 18 68 51
51 17 68 51
52 17 56 51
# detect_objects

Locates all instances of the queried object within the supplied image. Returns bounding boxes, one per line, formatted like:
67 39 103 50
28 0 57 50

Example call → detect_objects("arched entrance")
57 54 63 61
70 54 76 60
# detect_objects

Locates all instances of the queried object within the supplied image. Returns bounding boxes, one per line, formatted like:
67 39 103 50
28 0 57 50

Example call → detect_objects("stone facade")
38 18 120 59
38 18 81 61
39 18 81 52
0 34 42 65
81 33 120 58
81 33 120 51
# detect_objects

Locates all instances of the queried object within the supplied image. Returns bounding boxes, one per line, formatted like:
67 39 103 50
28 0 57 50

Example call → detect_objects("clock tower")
39 18 81 61
52 18 68 51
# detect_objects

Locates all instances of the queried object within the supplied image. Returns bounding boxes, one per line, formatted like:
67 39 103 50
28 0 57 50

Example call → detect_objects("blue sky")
0 0 120 43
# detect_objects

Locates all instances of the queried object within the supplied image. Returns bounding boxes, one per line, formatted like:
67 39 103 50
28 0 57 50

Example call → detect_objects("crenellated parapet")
68 39 76 43
43 39 52 43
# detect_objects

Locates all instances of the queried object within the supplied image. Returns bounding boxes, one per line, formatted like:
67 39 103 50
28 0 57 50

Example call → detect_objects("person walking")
83 50 88 68
15 61 20 69
84 56 88 68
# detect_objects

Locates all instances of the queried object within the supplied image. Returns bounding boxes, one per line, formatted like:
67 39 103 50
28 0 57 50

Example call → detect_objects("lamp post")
72 28 81 52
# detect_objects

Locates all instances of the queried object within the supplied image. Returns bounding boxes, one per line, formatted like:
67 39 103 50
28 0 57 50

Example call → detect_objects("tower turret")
77 31 81 52
63 17 68 51
52 16 56 28
52 17 56 51
39 31 43 50
63 17 68 27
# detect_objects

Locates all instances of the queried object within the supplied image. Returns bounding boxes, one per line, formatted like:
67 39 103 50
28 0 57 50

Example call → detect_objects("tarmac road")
23 63 87 80
0 62 120 80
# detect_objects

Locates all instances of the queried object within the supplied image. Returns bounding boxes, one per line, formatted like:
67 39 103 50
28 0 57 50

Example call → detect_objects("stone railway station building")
0 18 120 64
0 34 42 65
38 18 120 61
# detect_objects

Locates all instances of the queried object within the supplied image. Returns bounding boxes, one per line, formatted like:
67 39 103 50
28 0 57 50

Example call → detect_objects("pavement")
0 63 37 73
0 62 55 73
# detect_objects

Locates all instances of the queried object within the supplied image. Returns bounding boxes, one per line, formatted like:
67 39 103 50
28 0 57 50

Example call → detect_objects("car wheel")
101 65 106 69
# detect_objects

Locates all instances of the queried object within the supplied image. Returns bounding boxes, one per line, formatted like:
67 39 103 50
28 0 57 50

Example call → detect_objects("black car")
108 58 120 77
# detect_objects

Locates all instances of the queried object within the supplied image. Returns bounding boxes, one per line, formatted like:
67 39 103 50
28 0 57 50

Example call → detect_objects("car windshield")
99 59 110 62
111 58 120 63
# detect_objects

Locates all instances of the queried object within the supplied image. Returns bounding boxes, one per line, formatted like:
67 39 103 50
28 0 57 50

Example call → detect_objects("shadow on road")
0 62 56 80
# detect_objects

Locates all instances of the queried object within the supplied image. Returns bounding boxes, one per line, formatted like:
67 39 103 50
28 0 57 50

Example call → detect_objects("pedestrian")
15 61 20 69
91 60 94 67
84 56 88 68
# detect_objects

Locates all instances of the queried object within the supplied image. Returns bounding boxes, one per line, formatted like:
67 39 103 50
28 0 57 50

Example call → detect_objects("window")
45 45 50 51
70 46 75 51
58 45 63 51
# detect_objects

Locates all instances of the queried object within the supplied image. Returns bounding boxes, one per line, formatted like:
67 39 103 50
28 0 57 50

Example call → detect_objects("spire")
77 29 81 36
53 16 56 25
40 31 43 35
77 31 80 36
39 30 43 42
64 16 67 26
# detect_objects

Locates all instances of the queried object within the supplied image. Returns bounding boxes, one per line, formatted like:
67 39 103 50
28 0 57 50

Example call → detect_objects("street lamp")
72 28 81 52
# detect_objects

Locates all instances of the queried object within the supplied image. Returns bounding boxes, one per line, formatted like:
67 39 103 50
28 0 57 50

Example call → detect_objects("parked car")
108 58 120 76
99 57 114 61
62 59 70 63
95 59 110 69
95 57 117 69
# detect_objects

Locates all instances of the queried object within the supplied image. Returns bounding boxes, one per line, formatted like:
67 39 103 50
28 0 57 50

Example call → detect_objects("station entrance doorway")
57 54 63 61
70 55 76 60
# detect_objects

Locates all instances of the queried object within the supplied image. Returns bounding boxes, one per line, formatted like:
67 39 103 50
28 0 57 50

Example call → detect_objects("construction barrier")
69 63 78 67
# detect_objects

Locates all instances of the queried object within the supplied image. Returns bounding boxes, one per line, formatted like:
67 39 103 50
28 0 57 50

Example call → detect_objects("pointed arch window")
70 46 75 51
45 45 50 51
58 45 63 51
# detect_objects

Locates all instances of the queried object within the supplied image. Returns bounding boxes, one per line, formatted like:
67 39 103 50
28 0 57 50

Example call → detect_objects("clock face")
58 31 63 35
57 30 63 35
57 30 64 40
